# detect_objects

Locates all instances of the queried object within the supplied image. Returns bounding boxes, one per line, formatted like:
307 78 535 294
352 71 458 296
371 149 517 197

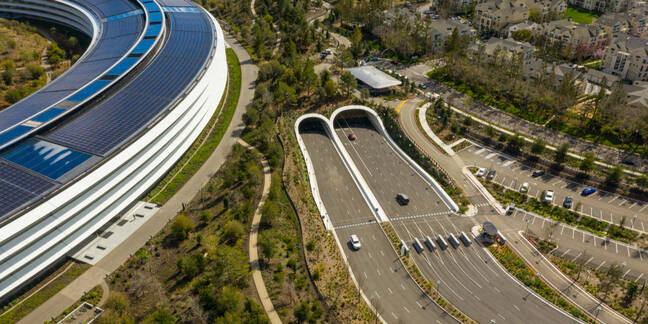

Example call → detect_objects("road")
331 111 576 323
298 118 455 323
458 144 648 234
397 99 637 323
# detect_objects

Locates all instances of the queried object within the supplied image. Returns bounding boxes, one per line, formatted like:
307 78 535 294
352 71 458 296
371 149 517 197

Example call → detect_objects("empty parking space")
460 144 648 233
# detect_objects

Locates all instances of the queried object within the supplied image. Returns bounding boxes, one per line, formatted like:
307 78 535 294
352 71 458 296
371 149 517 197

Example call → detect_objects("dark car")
582 187 597 196
396 193 410 205
563 196 573 209
532 169 545 177
348 133 356 141
486 170 496 180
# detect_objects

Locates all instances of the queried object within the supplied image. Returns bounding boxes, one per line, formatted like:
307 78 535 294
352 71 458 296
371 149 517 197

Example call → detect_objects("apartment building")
601 34 648 81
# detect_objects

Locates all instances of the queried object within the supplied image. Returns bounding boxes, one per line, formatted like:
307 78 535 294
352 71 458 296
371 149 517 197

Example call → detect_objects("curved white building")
0 0 227 300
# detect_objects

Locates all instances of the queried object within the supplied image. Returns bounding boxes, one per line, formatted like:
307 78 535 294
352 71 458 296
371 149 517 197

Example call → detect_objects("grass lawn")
564 7 600 24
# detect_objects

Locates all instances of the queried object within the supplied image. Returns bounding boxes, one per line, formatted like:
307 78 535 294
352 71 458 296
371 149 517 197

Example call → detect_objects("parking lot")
497 207 648 282
459 143 648 234
391 215 576 324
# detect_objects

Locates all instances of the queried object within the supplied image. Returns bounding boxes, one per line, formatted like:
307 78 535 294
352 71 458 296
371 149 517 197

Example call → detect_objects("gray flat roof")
346 66 402 89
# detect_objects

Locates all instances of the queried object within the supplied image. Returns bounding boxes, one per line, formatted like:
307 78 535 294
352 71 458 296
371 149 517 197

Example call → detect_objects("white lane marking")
364 272 368 279
403 306 410 313
377 269 381 276
379 250 385 256
513 305 520 311
596 261 606 270
391 312 398 319
416 301 423 308
387 287 393 294
375 291 381 298
401 283 406 290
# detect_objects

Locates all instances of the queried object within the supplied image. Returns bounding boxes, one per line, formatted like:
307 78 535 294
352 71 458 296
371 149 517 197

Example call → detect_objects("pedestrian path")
238 139 282 324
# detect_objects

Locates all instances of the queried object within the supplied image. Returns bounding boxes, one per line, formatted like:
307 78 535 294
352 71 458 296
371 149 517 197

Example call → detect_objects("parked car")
544 190 554 203
396 193 410 205
348 133 356 141
486 170 496 180
582 187 597 196
418 83 427 89
520 182 529 193
532 169 545 177
368 57 379 62
350 235 361 250
563 196 573 209
476 168 486 177
506 203 515 215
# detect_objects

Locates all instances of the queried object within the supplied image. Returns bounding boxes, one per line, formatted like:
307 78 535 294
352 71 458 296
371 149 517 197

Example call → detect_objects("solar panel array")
0 2 145 135
47 11 214 155
0 162 54 217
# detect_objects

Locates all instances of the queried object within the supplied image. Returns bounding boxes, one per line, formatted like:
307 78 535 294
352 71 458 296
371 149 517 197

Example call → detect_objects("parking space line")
572 252 582 261
561 249 571 257
616 244 619 254
416 301 423 309
377 269 381 276
640 204 648 212
387 287 393 294
624 269 632 278
560 225 565 235
584 256 594 266
638 273 644 281
619 200 626 207
630 202 637 209
596 261 606 270
609 196 618 204
627 246 631 257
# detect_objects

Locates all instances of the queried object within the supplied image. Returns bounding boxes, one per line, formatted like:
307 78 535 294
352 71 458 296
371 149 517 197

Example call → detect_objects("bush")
171 214 195 240
223 220 245 244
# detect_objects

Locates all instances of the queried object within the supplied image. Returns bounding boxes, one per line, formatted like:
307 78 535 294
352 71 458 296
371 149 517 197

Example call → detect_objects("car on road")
350 235 361 250
476 167 486 177
396 193 410 205
532 169 545 177
520 182 529 193
544 190 554 203
582 187 597 196
348 133 356 141
486 170 496 180
563 196 573 209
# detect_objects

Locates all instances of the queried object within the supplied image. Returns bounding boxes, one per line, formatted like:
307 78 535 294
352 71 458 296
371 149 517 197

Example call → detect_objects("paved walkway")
17 32 257 324
238 139 282 324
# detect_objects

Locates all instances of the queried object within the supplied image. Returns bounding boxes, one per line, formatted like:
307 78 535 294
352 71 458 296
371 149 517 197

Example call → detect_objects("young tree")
579 152 596 172
340 71 357 98
554 143 569 164
606 166 624 186
171 214 195 240
531 138 546 155
636 174 648 189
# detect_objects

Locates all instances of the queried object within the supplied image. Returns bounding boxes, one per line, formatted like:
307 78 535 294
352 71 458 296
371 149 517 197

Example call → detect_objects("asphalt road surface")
299 119 456 323
331 113 577 323
333 115 451 219
459 144 648 234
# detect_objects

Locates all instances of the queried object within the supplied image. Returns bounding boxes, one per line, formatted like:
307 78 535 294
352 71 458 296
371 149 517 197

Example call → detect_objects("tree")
258 232 276 260
151 308 175 324
531 138 546 155
554 143 569 164
105 292 129 315
294 301 311 323
636 174 648 189
506 134 525 155
319 79 337 102
223 220 245 244
512 29 532 42
601 263 624 302
605 166 624 186
340 71 357 98
579 152 596 172
171 214 195 240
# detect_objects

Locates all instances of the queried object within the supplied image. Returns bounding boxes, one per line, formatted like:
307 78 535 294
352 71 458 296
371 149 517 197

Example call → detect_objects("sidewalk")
238 139 282 324
508 231 631 324
17 32 257 324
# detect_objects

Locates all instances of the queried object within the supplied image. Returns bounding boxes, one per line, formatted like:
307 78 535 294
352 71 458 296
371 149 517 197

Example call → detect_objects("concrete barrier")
331 105 459 212
294 114 334 230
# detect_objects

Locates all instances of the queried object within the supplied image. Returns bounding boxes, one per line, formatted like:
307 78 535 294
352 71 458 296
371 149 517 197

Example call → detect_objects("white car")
520 182 529 193
476 167 486 177
350 235 361 250
544 190 554 203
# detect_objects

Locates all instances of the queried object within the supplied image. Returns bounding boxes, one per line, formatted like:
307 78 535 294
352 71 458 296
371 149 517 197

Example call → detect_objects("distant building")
601 34 648 81
474 0 530 33
526 0 567 16
624 81 648 107
593 12 630 34
567 0 629 13
535 18 609 49
474 37 536 60
507 21 539 37
345 66 402 95
428 18 477 51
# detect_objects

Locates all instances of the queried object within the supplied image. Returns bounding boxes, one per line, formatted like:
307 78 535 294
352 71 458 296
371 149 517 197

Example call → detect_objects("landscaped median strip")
488 243 597 323
381 222 475 324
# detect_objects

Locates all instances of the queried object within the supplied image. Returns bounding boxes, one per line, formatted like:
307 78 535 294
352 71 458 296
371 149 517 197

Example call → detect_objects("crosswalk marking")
334 220 377 230
391 211 454 222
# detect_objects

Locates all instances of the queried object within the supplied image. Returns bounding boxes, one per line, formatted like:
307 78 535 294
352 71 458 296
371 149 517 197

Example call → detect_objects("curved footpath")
17 32 258 324
397 98 631 324
238 139 282 324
